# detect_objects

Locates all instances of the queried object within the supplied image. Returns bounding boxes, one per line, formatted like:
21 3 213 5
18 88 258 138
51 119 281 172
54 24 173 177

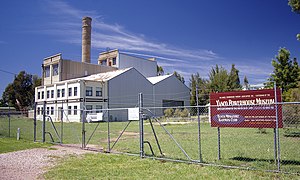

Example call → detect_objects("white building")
35 17 190 122
35 67 190 122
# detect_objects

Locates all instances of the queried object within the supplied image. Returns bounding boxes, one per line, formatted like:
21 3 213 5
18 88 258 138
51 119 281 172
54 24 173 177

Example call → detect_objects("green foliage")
209 64 241 92
173 108 181 117
173 71 185 83
157 65 164 76
1 71 41 110
227 64 242 90
289 0 300 14
266 48 300 101
180 108 189 117
164 108 174 117
190 73 210 106
243 76 250 90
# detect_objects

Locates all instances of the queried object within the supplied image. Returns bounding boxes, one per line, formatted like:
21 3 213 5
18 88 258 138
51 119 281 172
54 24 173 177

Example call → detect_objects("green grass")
44 153 299 180
0 137 50 153
1 116 299 174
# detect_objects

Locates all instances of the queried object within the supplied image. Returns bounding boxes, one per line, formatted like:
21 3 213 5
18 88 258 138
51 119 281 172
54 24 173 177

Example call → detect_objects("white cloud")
41 0 218 62
40 0 271 85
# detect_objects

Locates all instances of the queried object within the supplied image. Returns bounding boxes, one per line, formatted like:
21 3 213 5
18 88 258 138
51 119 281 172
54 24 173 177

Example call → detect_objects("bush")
164 108 174 117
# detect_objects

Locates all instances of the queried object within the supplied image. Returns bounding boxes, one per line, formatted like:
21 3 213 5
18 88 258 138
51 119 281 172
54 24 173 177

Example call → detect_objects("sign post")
210 89 282 164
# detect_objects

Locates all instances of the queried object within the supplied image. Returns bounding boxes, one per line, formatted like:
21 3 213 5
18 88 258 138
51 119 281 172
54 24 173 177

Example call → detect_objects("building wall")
119 53 157 77
108 68 153 121
152 75 190 116
35 80 108 122
42 57 116 85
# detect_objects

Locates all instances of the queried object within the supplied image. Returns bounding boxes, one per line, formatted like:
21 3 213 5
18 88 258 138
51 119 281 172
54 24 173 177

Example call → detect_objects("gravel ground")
0 145 95 180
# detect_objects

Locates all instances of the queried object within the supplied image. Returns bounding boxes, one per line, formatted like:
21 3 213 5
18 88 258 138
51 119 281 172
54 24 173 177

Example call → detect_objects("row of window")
86 86 102 97
37 86 103 100
37 87 78 99
37 106 78 115
100 57 117 66
37 105 103 116
44 64 59 77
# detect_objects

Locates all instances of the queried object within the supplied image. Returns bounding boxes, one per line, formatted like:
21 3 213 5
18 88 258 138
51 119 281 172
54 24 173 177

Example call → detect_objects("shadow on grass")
231 157 300 165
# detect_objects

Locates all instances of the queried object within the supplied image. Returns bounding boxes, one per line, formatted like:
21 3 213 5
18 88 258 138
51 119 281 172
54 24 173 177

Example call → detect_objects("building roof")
81 68 132 82
147 74 173 84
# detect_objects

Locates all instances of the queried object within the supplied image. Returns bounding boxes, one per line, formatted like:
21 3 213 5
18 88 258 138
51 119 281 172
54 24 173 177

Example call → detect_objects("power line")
0 68 16 76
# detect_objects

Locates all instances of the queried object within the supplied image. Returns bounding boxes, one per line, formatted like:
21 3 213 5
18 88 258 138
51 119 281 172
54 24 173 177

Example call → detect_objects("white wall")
119 53 157 77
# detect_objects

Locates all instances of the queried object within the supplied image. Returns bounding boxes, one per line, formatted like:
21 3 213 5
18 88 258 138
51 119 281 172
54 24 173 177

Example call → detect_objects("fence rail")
0 99 299 174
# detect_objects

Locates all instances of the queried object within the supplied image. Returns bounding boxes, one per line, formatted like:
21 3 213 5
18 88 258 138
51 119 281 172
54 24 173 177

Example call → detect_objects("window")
44 66 50 77
86 105 92 114
96 87 102 97
86 86 93 96
96 105 102 113
38 92 40 99
37 107 40 115
51 90 54 98
52 64 59 76
68 106 72 115
46 107 50 115
47 90 50 99
112 57 116 65
62 89 65 97
74 106 77 115
57 89 61 98
74 87 78 96
41 107 44 115
41 91 44 99
68 87 72 97
101 59 107 66
51 107 54 115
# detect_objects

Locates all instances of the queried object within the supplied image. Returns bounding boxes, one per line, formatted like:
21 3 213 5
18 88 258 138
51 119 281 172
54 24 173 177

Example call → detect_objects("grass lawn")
0 137 50 154
44 153 299 180
1 116 299 174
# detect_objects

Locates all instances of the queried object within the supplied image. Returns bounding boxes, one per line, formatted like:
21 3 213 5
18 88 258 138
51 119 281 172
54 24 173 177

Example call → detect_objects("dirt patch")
0 145 96 180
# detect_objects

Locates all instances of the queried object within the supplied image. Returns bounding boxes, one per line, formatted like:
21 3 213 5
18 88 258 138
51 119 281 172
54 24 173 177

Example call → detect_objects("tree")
243 76 250 90
266 48 300 101
173 71 185 83
289 0 300 14
1 71 41 110
157 65 164 76
209 65 229 92
227 64 241 90
189 73 209 106
288 0 300 40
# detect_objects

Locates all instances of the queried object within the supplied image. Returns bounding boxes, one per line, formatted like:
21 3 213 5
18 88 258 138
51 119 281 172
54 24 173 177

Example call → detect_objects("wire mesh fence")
1 100 299 174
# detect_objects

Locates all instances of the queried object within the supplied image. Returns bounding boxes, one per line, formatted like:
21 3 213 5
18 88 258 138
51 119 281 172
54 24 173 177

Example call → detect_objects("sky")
0 0 300 96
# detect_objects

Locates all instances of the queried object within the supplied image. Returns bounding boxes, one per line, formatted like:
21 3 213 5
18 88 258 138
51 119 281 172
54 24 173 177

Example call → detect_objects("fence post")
218 127 221 160
107 112 111 152
8 105 11 137
42 101 46 143
60 108 63 144
274 83 281 171
33 102 37 142
196 85 203 162
82 109 86 149
139 93 144 158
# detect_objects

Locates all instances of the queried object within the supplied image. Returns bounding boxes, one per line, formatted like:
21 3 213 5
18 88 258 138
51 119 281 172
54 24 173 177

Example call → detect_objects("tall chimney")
82 17 92 63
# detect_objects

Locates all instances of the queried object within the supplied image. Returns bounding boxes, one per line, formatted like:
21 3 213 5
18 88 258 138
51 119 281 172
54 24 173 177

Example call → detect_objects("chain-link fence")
0 111 34 141
1 99 299 174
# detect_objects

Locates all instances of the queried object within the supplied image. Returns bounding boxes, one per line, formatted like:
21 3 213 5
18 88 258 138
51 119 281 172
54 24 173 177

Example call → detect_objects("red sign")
210 89 282 128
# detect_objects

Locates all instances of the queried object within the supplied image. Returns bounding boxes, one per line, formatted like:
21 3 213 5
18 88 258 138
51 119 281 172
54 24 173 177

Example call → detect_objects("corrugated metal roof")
147 74 173 84
82 68 132 82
